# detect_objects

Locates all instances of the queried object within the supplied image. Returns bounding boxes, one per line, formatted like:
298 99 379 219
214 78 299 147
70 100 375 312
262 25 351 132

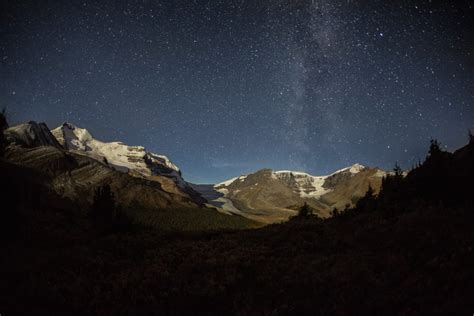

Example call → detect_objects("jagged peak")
61 122 77 129
5 121 62 149
215 174 248 187
50 122 183 181
52 122 93 148
331 163 366 175
219 163 371 187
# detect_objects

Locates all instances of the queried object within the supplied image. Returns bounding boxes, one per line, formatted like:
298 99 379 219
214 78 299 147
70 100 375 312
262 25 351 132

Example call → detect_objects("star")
2 0 472 183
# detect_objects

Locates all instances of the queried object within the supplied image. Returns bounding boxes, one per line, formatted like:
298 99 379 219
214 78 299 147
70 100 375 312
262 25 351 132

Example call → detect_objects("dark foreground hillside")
1 198 473 315
1 138 474 315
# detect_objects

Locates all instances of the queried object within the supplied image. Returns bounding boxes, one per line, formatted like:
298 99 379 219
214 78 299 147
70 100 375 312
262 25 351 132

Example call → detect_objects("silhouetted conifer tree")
393 163 403 178
367 184 374 197
0 108 9 157
429 139 442 157
89 184 115 231
89 184 132 233
297 202 311 219
356 185 376 212
378 162 407 210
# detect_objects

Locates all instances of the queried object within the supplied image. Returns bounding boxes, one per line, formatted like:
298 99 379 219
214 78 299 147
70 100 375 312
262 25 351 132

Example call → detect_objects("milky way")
1 0 473 183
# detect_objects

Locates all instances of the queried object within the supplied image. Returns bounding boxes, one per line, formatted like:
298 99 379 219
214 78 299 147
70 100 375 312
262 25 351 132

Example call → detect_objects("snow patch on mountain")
331 163 365 175
275 171 331 198
373 169 387 177
215 175 248 188
274 164 366 198
214 164 371 200
51 123 185 187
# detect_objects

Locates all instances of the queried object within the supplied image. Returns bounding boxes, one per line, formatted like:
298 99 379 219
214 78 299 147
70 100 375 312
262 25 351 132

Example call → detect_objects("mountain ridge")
192 164 387 223
51 122 186 187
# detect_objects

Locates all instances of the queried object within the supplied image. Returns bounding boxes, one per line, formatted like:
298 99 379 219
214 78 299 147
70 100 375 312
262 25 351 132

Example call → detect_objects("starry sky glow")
1 0 473 183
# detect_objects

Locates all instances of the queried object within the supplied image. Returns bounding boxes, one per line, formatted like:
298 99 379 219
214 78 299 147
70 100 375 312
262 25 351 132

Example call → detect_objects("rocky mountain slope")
198 164 386 223
3 121 209 212
5 121 63 149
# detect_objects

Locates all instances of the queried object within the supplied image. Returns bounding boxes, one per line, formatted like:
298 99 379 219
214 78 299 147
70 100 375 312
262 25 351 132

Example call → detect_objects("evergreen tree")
0 108 9 157
379 163 405 207
393 163 403 178
356 184 376 212
366 184 375 197
297 202 311 219
89 184 132 233
428 139 442 157
89 184 115 231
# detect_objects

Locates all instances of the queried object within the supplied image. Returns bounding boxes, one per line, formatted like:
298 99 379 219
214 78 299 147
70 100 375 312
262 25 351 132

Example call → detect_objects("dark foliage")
0 162 23 240
428 138 442 157
362 138 474 216
291 202 322 222
355 184 376 212
297 202 311 218
0 108 9 157
89 184 133 234
89 184 115 220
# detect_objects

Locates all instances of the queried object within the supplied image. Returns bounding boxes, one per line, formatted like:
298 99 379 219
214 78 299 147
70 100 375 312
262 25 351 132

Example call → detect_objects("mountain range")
4 120 390 225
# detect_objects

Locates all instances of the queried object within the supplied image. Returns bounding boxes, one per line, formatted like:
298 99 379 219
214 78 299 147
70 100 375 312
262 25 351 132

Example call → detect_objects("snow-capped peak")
51 123 184 186
215 163 370 200
331 163 365 175
274 170 330 198
52 122 93 151
215 175 248 188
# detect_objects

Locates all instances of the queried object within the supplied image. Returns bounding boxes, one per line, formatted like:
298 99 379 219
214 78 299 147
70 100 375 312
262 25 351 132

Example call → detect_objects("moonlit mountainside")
51 123 186 187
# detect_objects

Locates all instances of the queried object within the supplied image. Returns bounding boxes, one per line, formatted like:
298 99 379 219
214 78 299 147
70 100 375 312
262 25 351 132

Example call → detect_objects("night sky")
1 0 473 183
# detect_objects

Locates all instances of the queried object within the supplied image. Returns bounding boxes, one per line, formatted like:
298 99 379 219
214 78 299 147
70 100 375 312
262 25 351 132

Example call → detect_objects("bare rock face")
5 121 63 149
197 164 387 224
